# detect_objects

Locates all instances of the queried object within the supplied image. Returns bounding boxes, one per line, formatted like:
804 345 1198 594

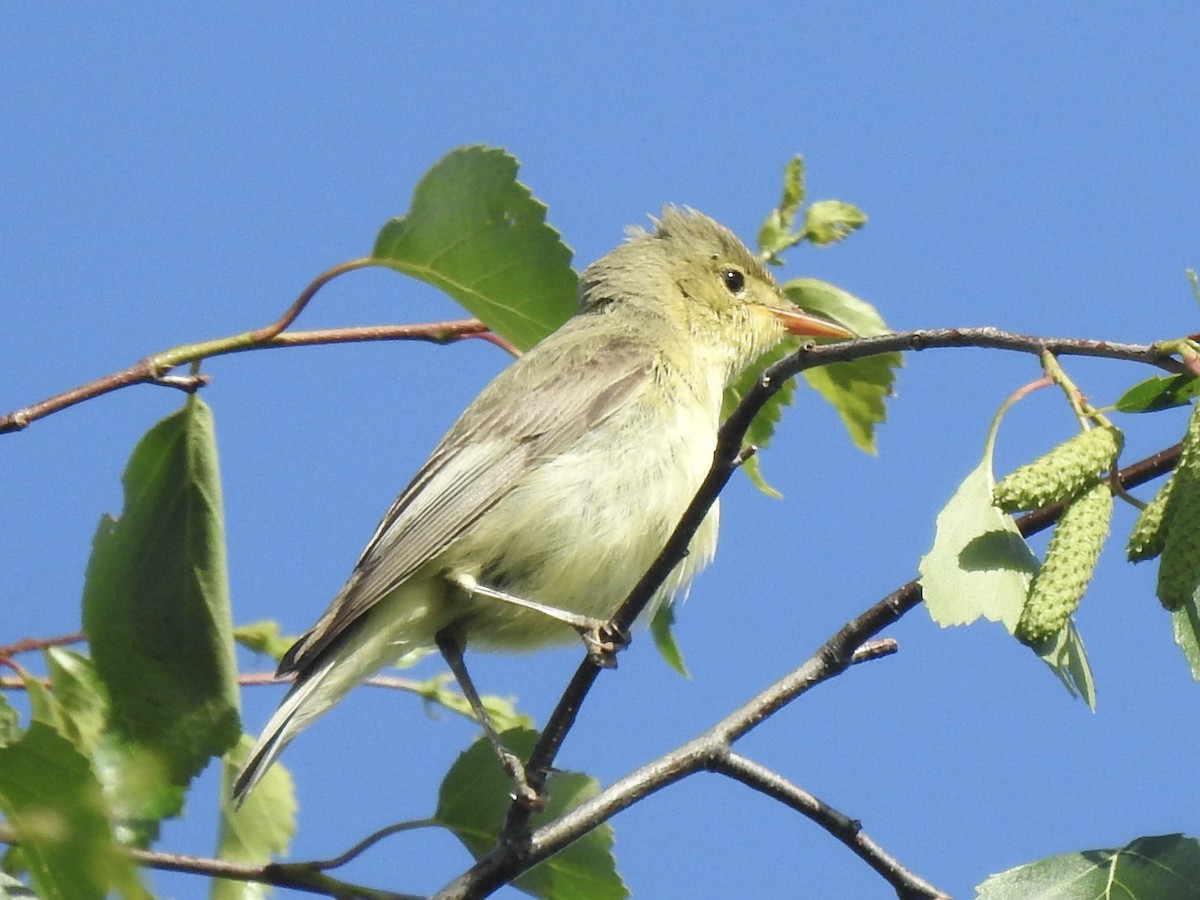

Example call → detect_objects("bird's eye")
720 268 746 296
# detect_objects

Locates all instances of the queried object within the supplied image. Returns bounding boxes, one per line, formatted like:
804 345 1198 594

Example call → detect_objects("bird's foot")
581 621 630 668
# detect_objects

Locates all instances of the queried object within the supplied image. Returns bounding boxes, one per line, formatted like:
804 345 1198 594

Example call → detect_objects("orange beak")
769 307 853 339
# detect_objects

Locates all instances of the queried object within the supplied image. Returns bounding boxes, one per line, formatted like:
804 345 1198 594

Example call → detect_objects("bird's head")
581 207 851 375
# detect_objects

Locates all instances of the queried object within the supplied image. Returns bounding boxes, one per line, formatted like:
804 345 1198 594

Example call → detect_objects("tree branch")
2 321 1184 897
0 632 85 659
308 819 442 872
1 323 1173 437
790 327 1180 373
0 319 489 434
0 821 419 900
713 752 949 900
516 328 1174 817
435 391 1182 899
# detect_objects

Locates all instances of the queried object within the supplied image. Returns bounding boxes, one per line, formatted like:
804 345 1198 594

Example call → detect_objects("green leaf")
649 604 689 678
782 276 891 340
777 155 806 221
1172 592 1200 679
739 453 783 498
81 396 240 792
722 340 799 495
94 740 181 848
414 674 533 733
436 729 627 900
784 278 899 454
803 355 898 455
1028 619 1096 710
44 649 109 753
975 833 1200 899
372 145 577 351
1115 373 1200 413
232 620 296 663
0 722 149 900
211 735 296 900
0 697 18 750
722 276 897 486
22 674 64 736
41 647 181 847
919 410 1038 629
802 199 867 246
756 155 806 262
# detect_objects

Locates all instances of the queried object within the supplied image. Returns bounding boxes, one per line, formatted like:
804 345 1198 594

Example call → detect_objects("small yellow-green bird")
234 208 850 800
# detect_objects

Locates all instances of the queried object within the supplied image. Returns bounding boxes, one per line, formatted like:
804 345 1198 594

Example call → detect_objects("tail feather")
233 582 443 803
233 658 336 803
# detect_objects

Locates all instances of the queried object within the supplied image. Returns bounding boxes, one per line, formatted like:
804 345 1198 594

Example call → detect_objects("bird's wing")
278 334 654 674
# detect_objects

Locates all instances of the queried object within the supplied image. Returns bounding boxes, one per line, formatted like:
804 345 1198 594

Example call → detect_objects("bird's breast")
446 389 721 650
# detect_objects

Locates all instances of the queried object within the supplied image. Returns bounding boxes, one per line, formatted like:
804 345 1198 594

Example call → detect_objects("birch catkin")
1015 482 1113 645
1155 402 1200 610
994 425 1122 513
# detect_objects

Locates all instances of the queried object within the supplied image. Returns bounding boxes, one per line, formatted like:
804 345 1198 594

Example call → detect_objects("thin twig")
0 632 85 658
436 572 932 899
799 327 1179 373
248 320 488 350
0 319 488 434
714 752 950 900
248 258 375 343
0 822 417 900
310 819 442 872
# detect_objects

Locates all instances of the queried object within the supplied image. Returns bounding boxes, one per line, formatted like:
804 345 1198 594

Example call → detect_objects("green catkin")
1015 482 1113 646
1155 401 1200 610
1127 471 1175 563
994 425 1123 513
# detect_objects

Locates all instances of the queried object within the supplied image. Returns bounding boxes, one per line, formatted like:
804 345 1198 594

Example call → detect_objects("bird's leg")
447 572 605 631
434 628 542 808
446 572 627 666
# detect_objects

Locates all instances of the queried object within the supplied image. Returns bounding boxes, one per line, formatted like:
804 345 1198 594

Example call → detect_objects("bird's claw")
582 622 629 668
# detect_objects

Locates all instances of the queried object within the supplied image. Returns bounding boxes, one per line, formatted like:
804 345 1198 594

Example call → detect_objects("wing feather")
279 332 653 674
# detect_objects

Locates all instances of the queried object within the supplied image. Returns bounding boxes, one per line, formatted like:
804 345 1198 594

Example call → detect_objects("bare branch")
0 632 85 659
250 320 490 350
1 323 1171 437
309 819 441 872
0 318 488 434
0 822 418 900
247 258 374 343
790 327 1179 374
714 752 950 900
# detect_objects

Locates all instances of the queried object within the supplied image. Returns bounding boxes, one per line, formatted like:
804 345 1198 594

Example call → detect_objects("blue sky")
4 5 1200 898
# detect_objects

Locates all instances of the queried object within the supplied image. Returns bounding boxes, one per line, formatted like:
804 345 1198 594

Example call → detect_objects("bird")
233 207 850 802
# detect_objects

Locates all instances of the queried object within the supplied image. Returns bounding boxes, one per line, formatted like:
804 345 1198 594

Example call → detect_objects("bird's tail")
233 649 343 803
233 583 443 803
